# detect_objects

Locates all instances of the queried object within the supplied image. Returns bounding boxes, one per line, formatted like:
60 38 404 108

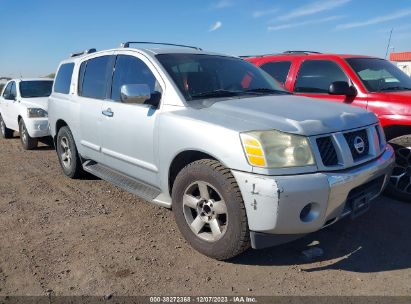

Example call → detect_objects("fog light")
300 204 312 220
300 202 320 223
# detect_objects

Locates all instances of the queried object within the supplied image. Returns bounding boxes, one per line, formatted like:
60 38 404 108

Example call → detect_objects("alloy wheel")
390 147 411 194
60 136 72 169
183 181 228 242
21 122 27 144
0 119 5 136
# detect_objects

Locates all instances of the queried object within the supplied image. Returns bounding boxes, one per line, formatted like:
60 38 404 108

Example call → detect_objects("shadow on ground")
230 196 410 273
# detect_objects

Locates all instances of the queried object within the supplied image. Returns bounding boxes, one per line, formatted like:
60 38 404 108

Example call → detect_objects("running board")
83 160 162 203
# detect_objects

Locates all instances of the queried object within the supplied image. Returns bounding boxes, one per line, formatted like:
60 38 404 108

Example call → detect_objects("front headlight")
240 130 315 168
27 108 48 118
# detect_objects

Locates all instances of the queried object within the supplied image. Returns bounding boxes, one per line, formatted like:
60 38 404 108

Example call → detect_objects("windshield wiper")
244 88 291 95
190 88 291 100
380 86 411 91
190 89 242 99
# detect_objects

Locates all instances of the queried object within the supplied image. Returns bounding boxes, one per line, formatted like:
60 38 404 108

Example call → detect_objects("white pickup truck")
0 78 53 149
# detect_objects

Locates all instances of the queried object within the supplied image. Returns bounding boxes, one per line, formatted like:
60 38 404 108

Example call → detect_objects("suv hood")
386 90 411 98
368 91 411 115
20 97 48 110
190 95 378 136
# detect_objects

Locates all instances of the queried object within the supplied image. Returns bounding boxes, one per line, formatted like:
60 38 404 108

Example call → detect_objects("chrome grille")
311 124 383 171
316 136 338 166
343 129 369 161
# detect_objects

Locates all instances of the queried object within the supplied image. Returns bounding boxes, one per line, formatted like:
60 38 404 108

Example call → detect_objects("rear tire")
386 135 411 202
172 159 250 260
0 115 13 139
19 119 38 150
56 126 84 179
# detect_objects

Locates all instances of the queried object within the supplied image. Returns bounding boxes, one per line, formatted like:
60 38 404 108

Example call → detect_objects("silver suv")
48 42 395 260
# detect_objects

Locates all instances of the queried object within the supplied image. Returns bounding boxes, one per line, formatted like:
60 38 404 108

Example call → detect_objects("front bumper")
24 118 50 138
232 145 395 244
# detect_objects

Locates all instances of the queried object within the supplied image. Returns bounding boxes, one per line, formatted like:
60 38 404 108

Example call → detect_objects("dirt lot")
0 135 410 297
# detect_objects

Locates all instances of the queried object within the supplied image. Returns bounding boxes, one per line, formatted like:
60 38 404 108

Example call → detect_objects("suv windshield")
156 54 289 101
346 58 411 92
20 80 54 98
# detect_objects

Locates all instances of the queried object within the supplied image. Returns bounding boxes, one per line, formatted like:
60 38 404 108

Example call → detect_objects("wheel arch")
384 125 411 141
168 150 219 196
54 119 68 147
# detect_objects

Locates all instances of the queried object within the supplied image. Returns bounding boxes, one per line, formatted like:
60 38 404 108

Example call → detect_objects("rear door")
259 61 292 88
291 59 367 108
99 52 164 187
77 54 115 162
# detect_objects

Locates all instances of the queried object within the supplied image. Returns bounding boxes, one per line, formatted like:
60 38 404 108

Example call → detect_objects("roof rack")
282 50 322 55
240 51 322 58
70 48 97 58
120 41 202 51
240 54 279 58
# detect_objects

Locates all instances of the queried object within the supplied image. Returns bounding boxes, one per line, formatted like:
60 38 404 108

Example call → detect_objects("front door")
292 59 367 109
100 53 163 187
0 82 13 127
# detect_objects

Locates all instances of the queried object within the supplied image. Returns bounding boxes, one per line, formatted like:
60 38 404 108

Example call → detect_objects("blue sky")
1 0 411 77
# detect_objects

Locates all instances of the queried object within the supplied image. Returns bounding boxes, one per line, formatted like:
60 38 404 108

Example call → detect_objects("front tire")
0 115 13 139
56 126 84 179
19 119 38 150
386 135 411 202
172 159 250 260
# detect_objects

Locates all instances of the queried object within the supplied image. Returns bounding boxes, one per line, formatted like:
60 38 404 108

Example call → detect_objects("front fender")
157 111 252 195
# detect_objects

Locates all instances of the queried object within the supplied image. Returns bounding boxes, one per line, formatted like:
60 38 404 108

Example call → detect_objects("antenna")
384 28 393 59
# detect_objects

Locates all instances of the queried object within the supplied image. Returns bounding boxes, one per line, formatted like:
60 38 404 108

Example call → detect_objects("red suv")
245 51 411 202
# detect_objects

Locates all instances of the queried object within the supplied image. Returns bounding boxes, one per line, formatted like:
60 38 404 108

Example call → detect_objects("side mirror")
120 84 151 105
329 81 357 96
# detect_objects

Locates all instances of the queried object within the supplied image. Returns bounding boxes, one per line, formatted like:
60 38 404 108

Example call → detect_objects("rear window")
260 61 291 85
54 63 74 94
20 81 53 98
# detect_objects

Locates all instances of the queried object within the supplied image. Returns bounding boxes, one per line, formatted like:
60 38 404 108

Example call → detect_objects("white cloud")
209 21 223 32
337 8 411 29
377 24 411 34
213 0 233 9
278 0 350 21
268 15 343 31
252 8 279 18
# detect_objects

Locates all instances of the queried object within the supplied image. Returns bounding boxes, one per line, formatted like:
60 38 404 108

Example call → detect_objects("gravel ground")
0 135 410 296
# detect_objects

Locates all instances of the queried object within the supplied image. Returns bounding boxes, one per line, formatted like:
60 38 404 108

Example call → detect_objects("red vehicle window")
260 61 292 85
295 60 348 94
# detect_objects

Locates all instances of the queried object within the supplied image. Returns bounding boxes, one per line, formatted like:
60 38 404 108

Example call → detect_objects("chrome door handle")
102 108 114 117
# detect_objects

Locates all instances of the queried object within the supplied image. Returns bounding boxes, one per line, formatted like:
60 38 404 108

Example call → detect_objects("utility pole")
385 28 393 59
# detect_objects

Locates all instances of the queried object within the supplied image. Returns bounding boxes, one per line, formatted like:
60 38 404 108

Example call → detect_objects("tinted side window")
261 61 291 84
2 82 13 97
81 56 114 100
295 60 347 93
111 55 159 102
78 61 87 96
54 63 75 94
10 82 17 98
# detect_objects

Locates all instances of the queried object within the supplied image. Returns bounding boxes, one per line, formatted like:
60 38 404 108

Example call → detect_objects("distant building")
390 52 411 77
